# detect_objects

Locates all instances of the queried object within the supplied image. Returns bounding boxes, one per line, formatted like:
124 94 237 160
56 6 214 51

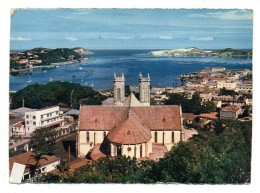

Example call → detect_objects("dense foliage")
213 48 252 56
30 127 58 155
35 48 82 65
10 81 107 109
164 93 216 114
219 88 238 96
36 119 251 184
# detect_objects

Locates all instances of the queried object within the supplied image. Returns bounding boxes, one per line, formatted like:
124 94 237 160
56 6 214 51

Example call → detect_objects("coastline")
10 58 91 73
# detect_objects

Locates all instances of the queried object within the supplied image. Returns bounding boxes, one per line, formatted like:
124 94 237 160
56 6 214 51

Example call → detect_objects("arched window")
134 146 136 157
172 131 175 143
154 131 158 143
103 131 106 140
140 145 143 157
86 131 89 143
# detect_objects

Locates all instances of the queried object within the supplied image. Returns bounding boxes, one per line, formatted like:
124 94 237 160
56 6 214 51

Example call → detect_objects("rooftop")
9 152 60 174
79 105 182 132
221 105 241 112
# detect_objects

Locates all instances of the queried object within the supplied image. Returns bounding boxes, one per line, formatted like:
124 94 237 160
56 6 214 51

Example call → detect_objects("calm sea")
9 49 252 91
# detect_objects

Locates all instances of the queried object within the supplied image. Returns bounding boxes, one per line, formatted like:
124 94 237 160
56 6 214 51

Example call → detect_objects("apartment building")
24 106 64 136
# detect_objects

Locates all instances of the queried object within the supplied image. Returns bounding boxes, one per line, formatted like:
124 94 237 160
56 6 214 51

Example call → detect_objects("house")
24 106 64 136
9 151 60 181
11 121 25 138
77 73 183 160
220 105 243 120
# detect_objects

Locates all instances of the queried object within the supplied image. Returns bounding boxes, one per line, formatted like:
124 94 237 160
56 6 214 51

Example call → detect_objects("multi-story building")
24 106 64 136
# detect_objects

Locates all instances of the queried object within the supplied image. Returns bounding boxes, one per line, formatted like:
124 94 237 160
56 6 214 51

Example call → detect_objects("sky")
10 9 253 50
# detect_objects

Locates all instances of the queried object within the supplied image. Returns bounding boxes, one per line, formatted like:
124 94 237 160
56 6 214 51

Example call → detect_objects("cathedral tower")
139 72 150 106
113 73 125 105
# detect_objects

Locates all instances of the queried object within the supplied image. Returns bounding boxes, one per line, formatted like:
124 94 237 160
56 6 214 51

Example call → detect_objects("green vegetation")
164 93 216 114
36 119 251 184
30 127 58 155
214 48 252 56
10 81 107 109
35 48 82 66
219 87 238 96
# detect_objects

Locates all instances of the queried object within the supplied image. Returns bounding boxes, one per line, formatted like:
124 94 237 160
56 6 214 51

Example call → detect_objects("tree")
30 127 58 155
56 159 71 181
125 85 131 97
10 81 107 109
28 152 48 176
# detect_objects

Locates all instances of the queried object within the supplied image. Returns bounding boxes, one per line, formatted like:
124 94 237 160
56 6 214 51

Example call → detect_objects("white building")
24 106 64 136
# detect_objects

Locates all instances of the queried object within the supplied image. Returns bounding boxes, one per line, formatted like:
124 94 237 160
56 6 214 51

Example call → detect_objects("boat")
27 76 32 83
43 70 47 73
81 78 84 82
56 66 60 68
79 67 83 70
49 77 53 82
90 81 94 87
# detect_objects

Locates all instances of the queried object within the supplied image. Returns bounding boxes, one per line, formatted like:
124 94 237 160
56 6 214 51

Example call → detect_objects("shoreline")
10 58 92 73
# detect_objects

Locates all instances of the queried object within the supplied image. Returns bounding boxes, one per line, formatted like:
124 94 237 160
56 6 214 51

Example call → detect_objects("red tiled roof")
108 110 152 144
69 159 92 172
199 112 218 119
182 113 197 121
221 105 241 112
90 144 106 161
79 106 182 132
9 151 60 174
13 121 24 127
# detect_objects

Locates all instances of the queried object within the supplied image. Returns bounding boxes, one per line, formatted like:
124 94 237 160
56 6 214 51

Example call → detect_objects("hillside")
10 47 92 71
148 47 252 57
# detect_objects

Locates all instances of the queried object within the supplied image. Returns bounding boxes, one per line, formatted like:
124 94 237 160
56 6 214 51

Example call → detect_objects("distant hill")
10 47 92 71
148 47 252 57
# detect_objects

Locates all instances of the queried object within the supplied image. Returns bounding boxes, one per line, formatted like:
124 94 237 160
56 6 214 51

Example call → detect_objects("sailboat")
27 76 32 83
81 78 84 82
90 81 94 87
61 75 64 82
49 77 53 82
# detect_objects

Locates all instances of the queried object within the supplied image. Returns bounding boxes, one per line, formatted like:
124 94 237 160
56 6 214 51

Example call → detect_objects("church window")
86 131 90 143
140 145 143 157
127 147 131 152
134 146 136 157
154 131 158 143
172 131 175 143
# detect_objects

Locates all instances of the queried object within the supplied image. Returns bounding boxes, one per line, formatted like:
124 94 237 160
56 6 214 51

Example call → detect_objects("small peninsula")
10 47 93 73
148 47 252 58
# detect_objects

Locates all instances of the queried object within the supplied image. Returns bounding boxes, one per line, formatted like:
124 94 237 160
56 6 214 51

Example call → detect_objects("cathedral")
77 73 183 160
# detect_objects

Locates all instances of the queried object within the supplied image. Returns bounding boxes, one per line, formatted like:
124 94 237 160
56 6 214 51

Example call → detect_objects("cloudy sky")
10 9 253 50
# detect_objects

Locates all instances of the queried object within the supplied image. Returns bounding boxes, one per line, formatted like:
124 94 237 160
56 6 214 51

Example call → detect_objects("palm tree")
56 159 71 181
28 152 48 176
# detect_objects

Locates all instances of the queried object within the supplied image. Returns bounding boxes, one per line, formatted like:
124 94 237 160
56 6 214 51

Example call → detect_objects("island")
10 47 93 74
148 47 252 58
